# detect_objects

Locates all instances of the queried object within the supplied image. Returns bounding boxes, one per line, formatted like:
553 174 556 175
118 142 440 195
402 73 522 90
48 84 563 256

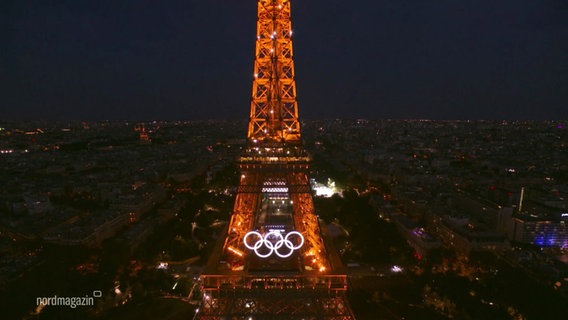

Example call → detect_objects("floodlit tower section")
218 0 328 274
248 0 301 144
199 1 354 318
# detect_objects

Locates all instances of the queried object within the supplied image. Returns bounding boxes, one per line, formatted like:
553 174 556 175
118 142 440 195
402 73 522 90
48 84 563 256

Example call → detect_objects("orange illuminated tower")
198 1 354 318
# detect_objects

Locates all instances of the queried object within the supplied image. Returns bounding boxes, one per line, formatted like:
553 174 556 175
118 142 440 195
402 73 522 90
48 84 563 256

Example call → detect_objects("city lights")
391 265 403 273
2 0 563 318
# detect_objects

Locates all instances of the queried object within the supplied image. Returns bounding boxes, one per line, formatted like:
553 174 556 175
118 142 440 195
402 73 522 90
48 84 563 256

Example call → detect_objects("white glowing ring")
243 231 304 259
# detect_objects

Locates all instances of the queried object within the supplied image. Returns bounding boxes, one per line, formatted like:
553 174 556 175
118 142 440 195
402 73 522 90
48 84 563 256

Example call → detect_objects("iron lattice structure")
199 1 354 319
248 0 300 144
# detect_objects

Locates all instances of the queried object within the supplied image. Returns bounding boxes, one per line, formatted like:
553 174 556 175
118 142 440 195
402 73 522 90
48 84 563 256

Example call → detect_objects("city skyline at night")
1 1 568 319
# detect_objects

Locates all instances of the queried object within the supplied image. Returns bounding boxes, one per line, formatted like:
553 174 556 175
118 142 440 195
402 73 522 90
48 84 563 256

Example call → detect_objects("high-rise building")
198 1 354 318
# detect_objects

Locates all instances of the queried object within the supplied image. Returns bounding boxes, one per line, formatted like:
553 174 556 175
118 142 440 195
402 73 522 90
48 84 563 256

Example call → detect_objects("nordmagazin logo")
36 290 101 309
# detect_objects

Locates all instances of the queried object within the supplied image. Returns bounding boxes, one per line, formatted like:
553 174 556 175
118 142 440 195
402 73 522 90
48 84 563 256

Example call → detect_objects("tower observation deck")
198 1 354 319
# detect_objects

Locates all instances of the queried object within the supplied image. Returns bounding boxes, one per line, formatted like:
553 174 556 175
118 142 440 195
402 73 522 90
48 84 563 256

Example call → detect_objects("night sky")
1 0 567 121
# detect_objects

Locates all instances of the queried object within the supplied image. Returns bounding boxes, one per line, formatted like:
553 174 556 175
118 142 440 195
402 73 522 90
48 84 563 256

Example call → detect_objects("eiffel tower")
198 1 354 318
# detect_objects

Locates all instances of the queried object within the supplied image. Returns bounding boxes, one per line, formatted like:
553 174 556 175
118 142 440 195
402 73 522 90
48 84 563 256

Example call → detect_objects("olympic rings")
244 231 304 258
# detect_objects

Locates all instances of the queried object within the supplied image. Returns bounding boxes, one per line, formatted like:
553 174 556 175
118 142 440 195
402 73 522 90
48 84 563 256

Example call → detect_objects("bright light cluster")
312 178 340 198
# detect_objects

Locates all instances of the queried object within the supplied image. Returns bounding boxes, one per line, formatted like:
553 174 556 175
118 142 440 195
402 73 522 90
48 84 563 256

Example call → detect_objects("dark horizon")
1 117 566 124
2 0 567 121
